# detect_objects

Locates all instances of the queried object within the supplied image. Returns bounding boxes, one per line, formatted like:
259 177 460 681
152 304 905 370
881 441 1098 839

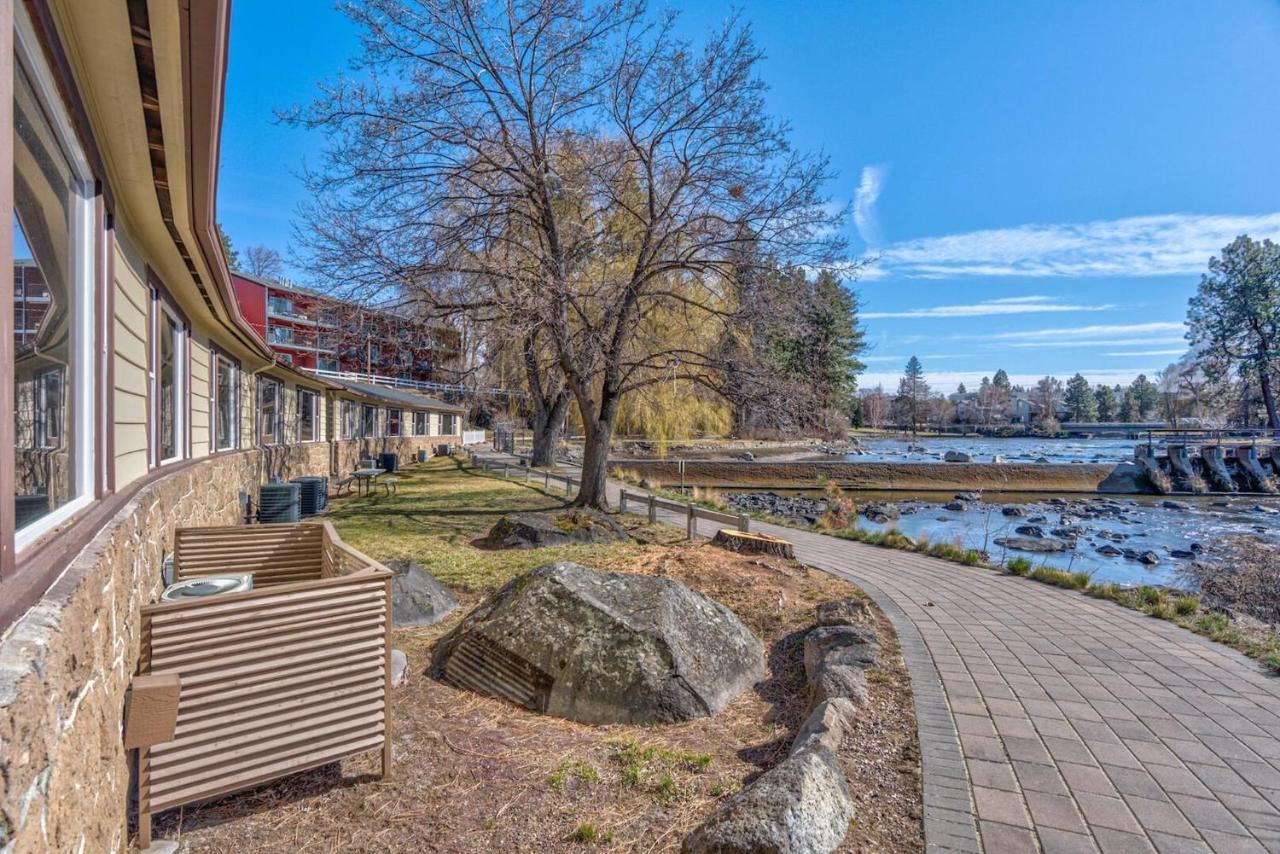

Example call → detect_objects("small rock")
391 649 410 687
954 491 982 502
1096 544 1123 557
1162 500 1190 511
994 536 1075 553
861 502 900 524
1015 525 1046 538
992 455 1005 463
1169 549 1196 560
815 598 872 627
388 559 459 628
741 452 755 461
803 626 879 677
943 501 967 512
789 698 856 757
944 451 972 463
1002 506 1026 517
683 745 853 854
1139 551 1160 565
809 663 869 708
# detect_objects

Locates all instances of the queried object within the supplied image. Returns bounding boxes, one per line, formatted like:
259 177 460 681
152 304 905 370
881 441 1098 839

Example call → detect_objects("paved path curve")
486 455 1280 851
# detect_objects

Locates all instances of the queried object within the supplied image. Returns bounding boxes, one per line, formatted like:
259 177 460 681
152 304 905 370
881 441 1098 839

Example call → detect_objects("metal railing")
1140 428 1280 449
466 451 748 539
305 367 527 399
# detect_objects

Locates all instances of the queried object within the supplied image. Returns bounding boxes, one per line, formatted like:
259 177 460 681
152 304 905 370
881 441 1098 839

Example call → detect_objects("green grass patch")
327 457 683 592
547 759 600 792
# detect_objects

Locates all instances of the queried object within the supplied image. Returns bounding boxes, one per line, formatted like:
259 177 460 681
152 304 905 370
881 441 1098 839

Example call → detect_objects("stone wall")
333 435 459 476
0 450 261 853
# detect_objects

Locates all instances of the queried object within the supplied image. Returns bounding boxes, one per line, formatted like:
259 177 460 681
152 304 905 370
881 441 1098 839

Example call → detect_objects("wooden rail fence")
466 451 749 538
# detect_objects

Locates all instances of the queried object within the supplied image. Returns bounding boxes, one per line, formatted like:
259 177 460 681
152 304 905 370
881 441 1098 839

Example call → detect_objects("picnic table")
352 468 385 496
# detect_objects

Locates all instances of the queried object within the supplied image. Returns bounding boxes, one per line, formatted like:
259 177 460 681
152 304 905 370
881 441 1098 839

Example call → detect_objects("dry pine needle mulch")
152 543 924 853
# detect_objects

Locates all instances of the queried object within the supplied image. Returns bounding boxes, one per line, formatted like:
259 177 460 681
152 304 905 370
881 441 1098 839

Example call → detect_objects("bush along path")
481 453 1280 853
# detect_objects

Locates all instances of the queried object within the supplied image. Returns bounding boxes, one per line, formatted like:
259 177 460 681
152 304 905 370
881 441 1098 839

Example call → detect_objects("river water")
724 488 1280 587
841 436 1137 465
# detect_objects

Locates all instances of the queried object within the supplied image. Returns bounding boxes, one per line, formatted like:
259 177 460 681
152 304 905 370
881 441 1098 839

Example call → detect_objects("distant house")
1009 395 1068 424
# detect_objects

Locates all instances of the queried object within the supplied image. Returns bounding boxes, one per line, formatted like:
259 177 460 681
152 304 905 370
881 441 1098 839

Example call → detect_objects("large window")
11 22 97 542
341 400 359 439
257 378 282 445
361 404 377 438
152 302 185 464
387 408 402 437
297 389 319 442
442 414 457 435
213 354 239 451
413 411 426 436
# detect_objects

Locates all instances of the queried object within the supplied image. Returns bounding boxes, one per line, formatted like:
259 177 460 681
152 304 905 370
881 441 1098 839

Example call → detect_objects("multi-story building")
231 271 462 384
12 258 49 346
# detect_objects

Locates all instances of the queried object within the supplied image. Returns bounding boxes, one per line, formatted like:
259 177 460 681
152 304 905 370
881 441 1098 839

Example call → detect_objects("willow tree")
291 0 843 507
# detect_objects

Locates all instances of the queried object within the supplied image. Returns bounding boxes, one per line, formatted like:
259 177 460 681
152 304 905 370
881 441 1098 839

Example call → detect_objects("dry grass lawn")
150 458 923 852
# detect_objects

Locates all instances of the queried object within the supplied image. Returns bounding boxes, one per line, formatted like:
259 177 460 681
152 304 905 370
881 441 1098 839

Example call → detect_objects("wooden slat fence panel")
136 523 392 846
175 523 325 586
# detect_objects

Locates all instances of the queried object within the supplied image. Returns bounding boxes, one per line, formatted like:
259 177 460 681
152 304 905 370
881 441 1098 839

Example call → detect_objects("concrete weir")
1138 441 1280 495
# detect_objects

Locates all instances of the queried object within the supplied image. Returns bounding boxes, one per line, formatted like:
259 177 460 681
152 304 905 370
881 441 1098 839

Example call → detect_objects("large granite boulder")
387 559 459 627
434 561 765 724
683 746 853 854
483 509 629 549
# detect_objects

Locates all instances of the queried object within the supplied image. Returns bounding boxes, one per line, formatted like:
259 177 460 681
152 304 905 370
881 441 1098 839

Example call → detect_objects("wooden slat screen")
175 523 326 586
137 552 391 839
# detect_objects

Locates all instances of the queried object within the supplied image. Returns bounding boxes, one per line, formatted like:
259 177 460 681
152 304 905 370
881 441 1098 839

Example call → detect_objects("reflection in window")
13 53 85 532
215 355 237 451
258 379 281 445
413 411 426 436
297 389 318 442
159 313 177 460
341 400 359 439
387 408 402 437
361 404 377 437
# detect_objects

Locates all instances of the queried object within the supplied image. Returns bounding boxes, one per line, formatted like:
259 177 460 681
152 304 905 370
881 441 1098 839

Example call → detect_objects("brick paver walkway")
481 455 1280 852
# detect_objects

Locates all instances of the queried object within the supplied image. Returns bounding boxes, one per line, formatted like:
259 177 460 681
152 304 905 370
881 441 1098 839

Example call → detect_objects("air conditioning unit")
160 573 254 603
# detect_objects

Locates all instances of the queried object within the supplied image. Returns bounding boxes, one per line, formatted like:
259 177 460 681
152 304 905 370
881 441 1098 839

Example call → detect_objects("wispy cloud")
862 295 1117 320
853 164 889 248
987 321 1186 343
861 353 966 363
871 212 1280 279
1103 348 1188 357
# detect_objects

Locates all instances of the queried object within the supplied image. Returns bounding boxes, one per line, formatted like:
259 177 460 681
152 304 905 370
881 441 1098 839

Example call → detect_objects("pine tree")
894 356 930 434
992 369 1012 393
1094 384 1118 421
218 222 241 271
1128 374 1160 420
1064 373 1098 422
956 382 967 395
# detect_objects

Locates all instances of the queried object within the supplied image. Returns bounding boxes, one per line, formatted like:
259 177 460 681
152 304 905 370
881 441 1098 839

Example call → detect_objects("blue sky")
218 0 1280 393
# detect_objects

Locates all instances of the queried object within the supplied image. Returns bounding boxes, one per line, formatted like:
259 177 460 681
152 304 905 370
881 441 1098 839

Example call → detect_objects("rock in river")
994 536 1075 553
861 502 900 524
944 450 972 463
434 561 765 725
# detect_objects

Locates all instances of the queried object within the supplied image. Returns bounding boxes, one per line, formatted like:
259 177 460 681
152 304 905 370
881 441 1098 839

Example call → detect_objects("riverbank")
608 459 1130 493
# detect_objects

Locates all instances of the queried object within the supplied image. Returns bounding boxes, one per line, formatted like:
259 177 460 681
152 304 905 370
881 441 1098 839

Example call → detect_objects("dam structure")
1135 432 1280 495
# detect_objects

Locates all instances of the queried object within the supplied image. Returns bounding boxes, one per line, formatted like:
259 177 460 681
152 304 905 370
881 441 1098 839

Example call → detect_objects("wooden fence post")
619 490 628 513
648 495 656 524
503 462 509 478
739 513 750 532
545 470 550 489
686 504 695 539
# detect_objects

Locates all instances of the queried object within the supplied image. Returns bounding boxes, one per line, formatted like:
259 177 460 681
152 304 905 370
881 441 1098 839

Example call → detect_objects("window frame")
360 403 377 438
413 411 426 436
149 290 188 467
211 349 240 452
256 377 283 446
10 12 99 554
386 407 402 438
297 387 319 443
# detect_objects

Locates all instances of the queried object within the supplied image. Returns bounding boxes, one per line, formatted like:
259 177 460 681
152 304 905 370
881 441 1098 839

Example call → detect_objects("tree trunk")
529 391 569 467
1261 365 1279 429
574 421 613 509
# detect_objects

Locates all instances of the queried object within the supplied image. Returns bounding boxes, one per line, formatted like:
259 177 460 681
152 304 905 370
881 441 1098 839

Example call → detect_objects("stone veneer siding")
0 451 260 853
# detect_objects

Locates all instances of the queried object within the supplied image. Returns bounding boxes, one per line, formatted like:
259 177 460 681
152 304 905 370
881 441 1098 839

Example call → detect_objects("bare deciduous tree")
290 0 844 507
242 245 286 280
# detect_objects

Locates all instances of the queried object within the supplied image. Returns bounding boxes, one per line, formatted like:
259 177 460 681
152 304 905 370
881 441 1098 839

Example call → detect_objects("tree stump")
711 529 795 559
